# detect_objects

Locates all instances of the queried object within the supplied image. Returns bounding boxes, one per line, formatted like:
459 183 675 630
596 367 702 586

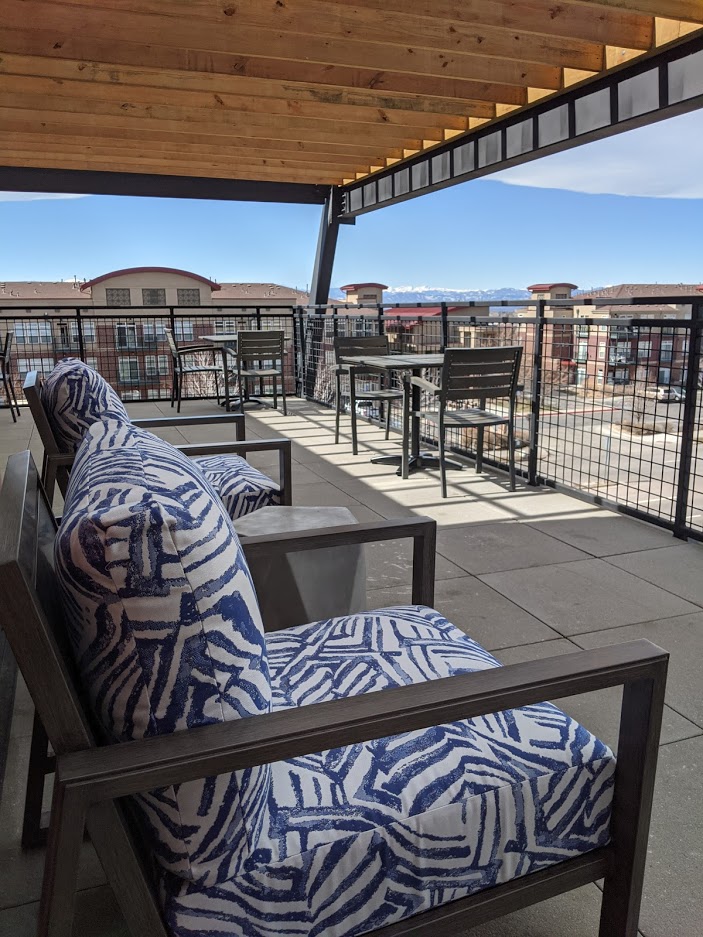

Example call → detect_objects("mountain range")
329 286 531 303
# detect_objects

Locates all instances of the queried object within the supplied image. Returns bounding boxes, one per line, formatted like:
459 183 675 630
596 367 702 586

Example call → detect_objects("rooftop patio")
0 397 701 937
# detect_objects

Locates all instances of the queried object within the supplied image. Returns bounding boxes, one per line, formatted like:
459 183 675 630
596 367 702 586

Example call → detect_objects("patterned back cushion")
55 419 271 885
41 358 130 452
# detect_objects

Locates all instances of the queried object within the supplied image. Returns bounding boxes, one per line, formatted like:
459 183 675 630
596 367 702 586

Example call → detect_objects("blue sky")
2 110 702 292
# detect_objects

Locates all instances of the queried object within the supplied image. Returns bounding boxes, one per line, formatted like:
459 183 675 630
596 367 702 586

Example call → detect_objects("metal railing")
2 296 702 541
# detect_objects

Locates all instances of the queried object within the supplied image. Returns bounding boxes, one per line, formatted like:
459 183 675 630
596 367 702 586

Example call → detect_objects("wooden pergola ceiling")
1 0 702 187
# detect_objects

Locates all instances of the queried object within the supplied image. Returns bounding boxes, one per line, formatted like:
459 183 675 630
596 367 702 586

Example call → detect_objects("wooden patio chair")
0 330 21 423
333 335 404 456
0 441 669 937
232 329 288 415
407 346 523 496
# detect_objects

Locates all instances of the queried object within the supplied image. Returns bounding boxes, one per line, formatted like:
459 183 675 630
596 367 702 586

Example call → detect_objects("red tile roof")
339 282 388 292
527 283 578 291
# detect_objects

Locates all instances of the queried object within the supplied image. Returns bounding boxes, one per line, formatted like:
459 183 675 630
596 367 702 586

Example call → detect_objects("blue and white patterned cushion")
161 607 615 937
54 419 271 885
192 454 281 520
41 358 130 452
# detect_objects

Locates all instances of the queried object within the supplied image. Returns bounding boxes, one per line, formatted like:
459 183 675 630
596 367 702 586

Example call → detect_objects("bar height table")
339 352 463 477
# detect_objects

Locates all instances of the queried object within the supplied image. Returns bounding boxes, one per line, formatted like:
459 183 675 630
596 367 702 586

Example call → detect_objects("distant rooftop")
527 283 578 292
577 283 703 299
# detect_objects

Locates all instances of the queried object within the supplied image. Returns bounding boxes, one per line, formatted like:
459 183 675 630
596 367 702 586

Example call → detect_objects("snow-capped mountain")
330 286 530 303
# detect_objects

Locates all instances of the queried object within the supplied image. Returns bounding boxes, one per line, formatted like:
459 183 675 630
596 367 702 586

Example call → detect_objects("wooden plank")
50 0 608 71
0 74 474 132
324 0 655 49
1 4 564 87
0 100 429 148
0 148 370 176
0 136 370 171
0 118 402 160
0 53 497 120
0 155 345 183
0 30 530 105
567 0 703 24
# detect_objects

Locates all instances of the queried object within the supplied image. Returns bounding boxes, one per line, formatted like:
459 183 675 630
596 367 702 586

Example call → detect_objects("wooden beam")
52 0 608 71
0 155 344 184
0 118 402 160
0 53 497 120
0 146 369 177
324 0 656 49
566 1 703 24
0 74 475 133
1 3 564 87
0 98 432 148
0 30 530 105
0 134 372 170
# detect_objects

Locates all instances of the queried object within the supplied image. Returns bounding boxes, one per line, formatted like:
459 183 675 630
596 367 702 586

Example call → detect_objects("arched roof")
81 267 221 291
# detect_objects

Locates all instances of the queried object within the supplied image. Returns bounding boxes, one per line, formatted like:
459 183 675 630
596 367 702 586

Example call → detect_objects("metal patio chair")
333 335 404 455
407 346 523 496
165 327 223 412
0 330 21 423
231 329 288 415
0 448 669 937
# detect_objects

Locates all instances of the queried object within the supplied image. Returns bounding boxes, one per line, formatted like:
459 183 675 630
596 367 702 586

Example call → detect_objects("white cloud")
493 109 703 199
0 192 91 202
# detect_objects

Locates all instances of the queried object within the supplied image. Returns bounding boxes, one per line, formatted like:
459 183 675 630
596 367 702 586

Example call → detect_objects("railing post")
377 303 385 337
74 308 86 362
527 300 545 486
440 301 448 352
673 300 702 539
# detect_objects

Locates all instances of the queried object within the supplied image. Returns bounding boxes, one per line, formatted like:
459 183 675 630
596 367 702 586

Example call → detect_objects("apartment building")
0 267 309 399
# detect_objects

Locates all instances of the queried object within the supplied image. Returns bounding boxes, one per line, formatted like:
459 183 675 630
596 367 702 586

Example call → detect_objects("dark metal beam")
309 186 345 306
0 166 329 204
341 30 703 218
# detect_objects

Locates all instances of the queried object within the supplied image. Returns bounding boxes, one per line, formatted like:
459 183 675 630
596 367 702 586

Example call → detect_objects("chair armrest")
55 639 668 804
132 413 245 441
241 516 435 606
410 375 441 394
178 438 293 505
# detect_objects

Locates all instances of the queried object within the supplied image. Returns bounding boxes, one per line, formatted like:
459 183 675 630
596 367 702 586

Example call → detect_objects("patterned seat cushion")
162 607 615 937
41 358 130 452
192 454 281 520
55 419 271 885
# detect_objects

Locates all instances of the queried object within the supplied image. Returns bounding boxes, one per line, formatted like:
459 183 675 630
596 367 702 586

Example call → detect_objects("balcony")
0 396 702 936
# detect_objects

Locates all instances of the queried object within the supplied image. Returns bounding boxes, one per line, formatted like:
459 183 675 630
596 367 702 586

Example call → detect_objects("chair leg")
438 420 448 498
9 374 21 418
273 375 278 412
401 380 410 480
335 372 342 444
22 712 52 849
476 426 484 474
214 371 221 405
280 372 287 416
385 399 392 439
507 418 516 491
177 371 183 413
349 376 359 456
3 374 17 423
170 370 176 408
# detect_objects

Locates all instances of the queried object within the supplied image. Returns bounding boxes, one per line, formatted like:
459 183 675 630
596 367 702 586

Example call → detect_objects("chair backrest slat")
0 452 94 754
237 330 284 360
23 371 62 456
442 346 522 402
2 330 14 361
334 335 390 360
164 328 179 358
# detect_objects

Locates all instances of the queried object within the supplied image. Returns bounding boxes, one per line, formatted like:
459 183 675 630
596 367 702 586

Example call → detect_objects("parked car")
653 387 685 403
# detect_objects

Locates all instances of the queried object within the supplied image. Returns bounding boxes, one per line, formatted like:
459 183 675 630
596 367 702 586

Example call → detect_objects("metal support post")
673 300 702 539
527 300 545 486
440 302 449 352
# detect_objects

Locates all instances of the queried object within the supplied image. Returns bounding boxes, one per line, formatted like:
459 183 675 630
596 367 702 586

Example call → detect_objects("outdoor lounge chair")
0 426 668 937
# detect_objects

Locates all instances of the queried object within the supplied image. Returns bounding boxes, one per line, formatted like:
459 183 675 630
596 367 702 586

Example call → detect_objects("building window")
85 357 98 370
115 323 139 349
576 340 588 362
554 292 568 299
177 288 201 306
145 355 170 377
638 341 652 360
174 320 193 341
118 357 140 384
17 357 55 379
597 368 604 385
142 288 166 306
597 343 606 359
143 322 167 344
106 288 131 307
214 318 238 333
14 321 53 345
661 340 673 364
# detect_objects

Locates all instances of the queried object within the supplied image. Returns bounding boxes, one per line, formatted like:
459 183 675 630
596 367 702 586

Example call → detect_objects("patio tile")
495 640 701 750
572 612 703 728
437 521 589 575
479 559 697 635
461 883 606 937
608 543 703 607
364 538 466 590
635 735 703 937
291 482 365 507
528 513 676 557
0 885 127 937
366 576 559 651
